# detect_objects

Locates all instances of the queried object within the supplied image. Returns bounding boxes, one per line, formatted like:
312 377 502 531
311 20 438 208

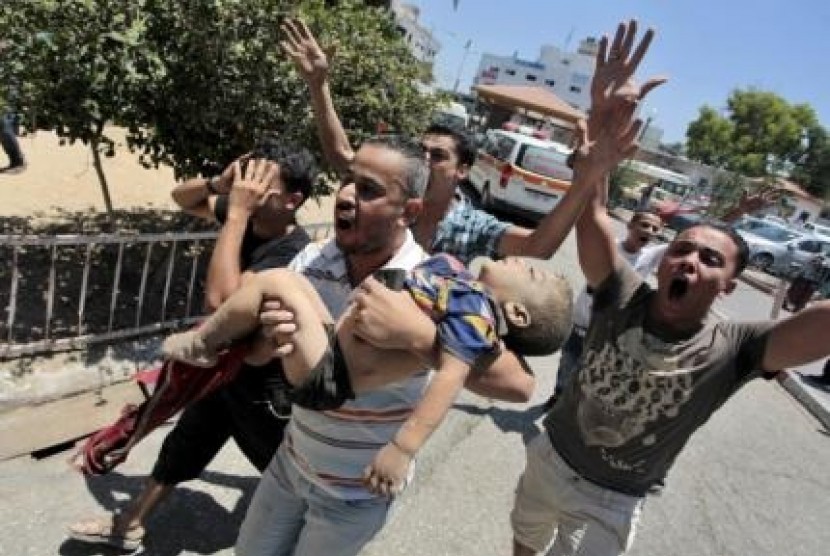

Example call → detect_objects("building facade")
390 1 441 67
473 38 598 113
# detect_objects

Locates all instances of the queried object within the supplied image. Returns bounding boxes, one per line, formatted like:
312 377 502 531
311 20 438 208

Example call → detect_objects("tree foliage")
0 0 437 210
685 89 829 198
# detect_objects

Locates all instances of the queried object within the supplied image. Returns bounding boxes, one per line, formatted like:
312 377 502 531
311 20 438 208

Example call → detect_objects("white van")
433 101 469 129
468 130 573 218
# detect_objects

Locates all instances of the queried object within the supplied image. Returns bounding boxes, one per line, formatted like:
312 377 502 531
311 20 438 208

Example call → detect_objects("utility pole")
453 39 472 94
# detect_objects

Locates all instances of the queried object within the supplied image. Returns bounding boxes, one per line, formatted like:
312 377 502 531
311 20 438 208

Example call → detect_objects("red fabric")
77 346 247 475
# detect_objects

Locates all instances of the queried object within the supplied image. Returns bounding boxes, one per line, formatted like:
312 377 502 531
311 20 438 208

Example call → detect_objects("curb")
777 371 830 431
738 272 779 296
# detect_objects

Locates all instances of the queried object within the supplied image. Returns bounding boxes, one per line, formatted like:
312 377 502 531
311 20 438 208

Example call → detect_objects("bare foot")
68 514 144 550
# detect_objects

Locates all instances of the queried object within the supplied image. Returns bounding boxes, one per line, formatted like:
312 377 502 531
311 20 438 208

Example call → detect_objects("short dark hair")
252 135 318 205
363 134 429 199
425 122 477 167
688 222 750 277
502 274 573 356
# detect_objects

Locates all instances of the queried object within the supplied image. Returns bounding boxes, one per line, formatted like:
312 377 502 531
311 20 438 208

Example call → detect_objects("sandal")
68 515 145 551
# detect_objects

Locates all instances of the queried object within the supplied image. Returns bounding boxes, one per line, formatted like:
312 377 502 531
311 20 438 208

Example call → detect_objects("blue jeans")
1 112 24 167
554 329 585 394
235 445 392 556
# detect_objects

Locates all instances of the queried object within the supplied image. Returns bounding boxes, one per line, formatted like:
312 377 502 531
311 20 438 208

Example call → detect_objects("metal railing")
0 223 333 359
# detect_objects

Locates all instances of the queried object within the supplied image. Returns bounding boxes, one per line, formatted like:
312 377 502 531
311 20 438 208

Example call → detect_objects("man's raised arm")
496 20 665 263
281 18 354 174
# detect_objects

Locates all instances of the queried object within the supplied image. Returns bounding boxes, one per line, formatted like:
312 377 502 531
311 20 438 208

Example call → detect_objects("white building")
473 37 599 113
390 1 441 66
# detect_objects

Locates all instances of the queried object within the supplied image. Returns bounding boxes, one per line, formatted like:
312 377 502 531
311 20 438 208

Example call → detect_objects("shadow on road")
58 469 258 556
453 401 548 445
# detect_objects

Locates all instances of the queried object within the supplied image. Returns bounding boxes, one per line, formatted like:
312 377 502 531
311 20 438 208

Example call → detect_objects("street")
1 226 829 556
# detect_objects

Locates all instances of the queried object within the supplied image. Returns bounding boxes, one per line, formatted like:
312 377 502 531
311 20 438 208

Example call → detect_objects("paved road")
2 225 829 556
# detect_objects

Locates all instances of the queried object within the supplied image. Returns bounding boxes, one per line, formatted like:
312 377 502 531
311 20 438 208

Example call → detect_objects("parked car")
801 221 830 240
771 235 830 277
468 130 573 219
735 222 803 272
734 222 830 273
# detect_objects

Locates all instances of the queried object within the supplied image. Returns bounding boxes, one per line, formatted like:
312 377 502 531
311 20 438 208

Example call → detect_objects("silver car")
771 235 830 276
735 223 802 272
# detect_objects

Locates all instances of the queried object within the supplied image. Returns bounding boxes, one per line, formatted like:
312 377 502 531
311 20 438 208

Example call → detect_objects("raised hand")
228 158 278 218
738 184 782 214
591 20 666 123
280 18 335 86
574 20 668 184
213 153 252 195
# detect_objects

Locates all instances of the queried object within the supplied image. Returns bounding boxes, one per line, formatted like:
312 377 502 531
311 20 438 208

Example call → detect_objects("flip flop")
68 515 144 551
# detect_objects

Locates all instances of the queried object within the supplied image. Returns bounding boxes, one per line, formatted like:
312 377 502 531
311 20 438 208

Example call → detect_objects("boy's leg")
0 113 25 168
162 268 331 370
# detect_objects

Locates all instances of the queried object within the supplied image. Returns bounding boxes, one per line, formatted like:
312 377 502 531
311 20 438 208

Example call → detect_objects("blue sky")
410 0 830 143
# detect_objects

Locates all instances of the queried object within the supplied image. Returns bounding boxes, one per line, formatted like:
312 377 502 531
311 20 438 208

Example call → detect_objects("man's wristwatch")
206 176 220 194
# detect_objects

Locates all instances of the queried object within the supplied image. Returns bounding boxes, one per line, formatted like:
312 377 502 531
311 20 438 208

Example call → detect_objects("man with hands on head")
511 21 830 556
68 138 317 552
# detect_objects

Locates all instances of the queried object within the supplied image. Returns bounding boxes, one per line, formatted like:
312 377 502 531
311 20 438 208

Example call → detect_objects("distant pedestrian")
784 255 829 312
0 110 25 174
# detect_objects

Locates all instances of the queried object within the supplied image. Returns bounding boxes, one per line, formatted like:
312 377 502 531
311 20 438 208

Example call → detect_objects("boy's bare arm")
762 300 830 371
281 18 354 174
464 350 535 402
364 353 470 496
396 353 469 449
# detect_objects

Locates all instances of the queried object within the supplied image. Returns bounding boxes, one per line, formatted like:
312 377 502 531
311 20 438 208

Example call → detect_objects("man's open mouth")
335 201 355 230
639 234 651 243
668 276 689 301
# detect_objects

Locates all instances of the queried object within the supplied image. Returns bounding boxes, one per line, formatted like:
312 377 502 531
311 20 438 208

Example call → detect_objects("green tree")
132 0 435 184
686 89 830 202
789 124 830 198
0 0 164 222
1 0 436 214
685 106 734 168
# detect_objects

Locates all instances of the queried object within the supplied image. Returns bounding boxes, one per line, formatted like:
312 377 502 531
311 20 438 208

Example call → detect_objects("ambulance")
468 130 573 219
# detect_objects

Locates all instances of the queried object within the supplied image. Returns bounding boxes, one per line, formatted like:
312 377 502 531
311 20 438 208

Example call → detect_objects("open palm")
281 18 332 86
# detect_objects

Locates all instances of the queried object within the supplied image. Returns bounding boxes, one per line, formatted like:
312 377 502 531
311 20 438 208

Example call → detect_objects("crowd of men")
65 17 830 556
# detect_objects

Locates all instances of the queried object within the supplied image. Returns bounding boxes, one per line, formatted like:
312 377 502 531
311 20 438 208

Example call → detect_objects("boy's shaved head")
504 272 574 356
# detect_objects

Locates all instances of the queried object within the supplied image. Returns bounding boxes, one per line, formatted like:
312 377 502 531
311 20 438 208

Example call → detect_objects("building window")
544 79 555 87
505 69 516 76
569 85 581 93
571 73 590 87
526 74 537 81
